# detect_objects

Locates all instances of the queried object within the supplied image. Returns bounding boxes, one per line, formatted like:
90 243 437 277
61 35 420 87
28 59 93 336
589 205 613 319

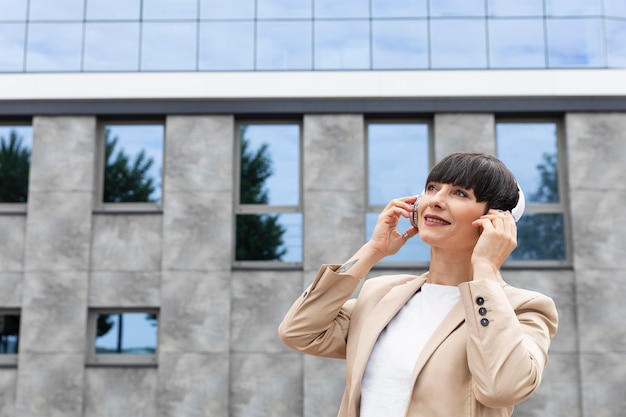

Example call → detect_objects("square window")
84 23 140 71
430 19 487 69
88 310 158 365
0 311 20 365
0 23 26 72
488 19 546 68
256 21 312 70
100 123 164 206
140 22 197 71
372 20 428 69
199 21 254 70
547 18 604 68
314 20 370 70
26 23 82 71
0 125 32 204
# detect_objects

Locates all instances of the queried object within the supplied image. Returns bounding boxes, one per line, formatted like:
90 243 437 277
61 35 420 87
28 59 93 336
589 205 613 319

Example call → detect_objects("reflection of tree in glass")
0 130 30 203
103 128 156 203
96 313 157 354
236 128 287 261
512 152 565 260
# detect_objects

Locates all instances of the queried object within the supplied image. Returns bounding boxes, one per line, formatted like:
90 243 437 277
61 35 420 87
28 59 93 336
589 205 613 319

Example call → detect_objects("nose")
428 187 449 209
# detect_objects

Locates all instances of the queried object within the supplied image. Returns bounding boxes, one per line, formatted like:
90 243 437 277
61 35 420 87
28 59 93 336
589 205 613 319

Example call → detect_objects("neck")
426 247 473 286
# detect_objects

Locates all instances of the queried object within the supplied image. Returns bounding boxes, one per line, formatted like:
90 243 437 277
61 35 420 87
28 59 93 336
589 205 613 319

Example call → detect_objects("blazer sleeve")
278 264 360 359
458 279 559 408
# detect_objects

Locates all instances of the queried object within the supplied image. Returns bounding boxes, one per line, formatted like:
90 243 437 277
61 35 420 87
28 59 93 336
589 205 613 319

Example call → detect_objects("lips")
424 215 451 225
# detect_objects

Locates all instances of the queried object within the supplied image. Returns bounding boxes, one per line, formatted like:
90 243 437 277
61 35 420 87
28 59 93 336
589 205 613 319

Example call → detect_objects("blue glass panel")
430 19 487 68
143 0 198 20
95 313 158 354
546 0 602 16
367 213 431 263
0 0 28 20
240 124 299 205
104 125 163 203
26 23 82 71
430 0 485 17
605 0 626 18
84 23 140 71
487 0 543 16
257 21 312 70
489 19 545 68
314 20 370 69
547 18 604 67
372 0 427 18
141 22 197 71
86 0 141 20
200 0 254 19
0 314 20 354
199 22 254 70
29 0 84 20
368 123 429 205
372 20 428 69
258 0 312 19
0 125 32 149
235 213 302 262
314 0 369 18
606 19 626 68
496 123 559 204
510 213 566 260
0 126 31 203
0 24 26 72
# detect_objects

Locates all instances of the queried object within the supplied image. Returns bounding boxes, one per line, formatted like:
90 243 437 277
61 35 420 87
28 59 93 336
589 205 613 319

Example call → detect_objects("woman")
278 152 558 417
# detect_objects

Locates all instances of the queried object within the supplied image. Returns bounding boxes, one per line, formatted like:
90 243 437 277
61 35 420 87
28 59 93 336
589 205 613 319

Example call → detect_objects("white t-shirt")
360 282 461 417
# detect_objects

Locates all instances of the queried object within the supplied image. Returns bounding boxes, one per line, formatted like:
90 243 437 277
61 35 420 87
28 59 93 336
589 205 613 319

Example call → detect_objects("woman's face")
417 182 488 251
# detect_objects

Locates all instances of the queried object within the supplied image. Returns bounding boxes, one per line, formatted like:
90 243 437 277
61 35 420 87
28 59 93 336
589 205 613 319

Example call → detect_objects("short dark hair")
425 152 519 212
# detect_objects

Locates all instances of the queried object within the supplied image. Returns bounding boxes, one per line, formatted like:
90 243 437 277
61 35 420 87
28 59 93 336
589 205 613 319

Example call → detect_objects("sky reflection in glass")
141 22 197 71
199 22 254 70
372 0 427 18
315 20 369 69
95 313 157 354
606 20 626 68
487 0 543 16
431 19 487 68
0 24 26 72
314 0 369 18
547 19 604 67
545 0 602 16
257 21 312 70
430 0 485 17
372 20 428 69
489 19 545 68
26 23 82 71
143 0 198 20
200 0 254 19
0 0 28 20
86 0 140 20
258 0 312 19
84 23 140 71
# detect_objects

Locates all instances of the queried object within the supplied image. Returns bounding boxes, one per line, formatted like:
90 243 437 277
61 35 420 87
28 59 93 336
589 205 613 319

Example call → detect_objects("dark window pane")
314 20 370 69
488 0 543 16
84 23 140 71
26 23 82 71
606 19 626 68
489 19 545 68
372 20 428 69
0 0 28 20
29 0 84 20
547 18 604 67
141 22 197 71
239 124 299 205
372 0 427 18
235 213 301 262
0 126 32 203
497 123 559 204
257 21 312 70
86 0 141 20
0 314 20 354
430 0 484 17
199 22 254 70
605 0 626 18
510 213 566 260
258 0 312 19
368 123 429 205
431 19 487 68
143 0 198 19
103 125 163 204
546 0 602 16
367 213 430 263
314 0 369 18
200 0 254 19
0 24 26 72
95 313 157 354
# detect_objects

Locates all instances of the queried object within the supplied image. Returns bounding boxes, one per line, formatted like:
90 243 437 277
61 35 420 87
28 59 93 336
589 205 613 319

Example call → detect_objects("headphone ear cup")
511 185 525 223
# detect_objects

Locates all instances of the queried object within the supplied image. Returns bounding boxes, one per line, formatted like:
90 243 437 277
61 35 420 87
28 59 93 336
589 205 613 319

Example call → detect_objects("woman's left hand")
471 209 517 274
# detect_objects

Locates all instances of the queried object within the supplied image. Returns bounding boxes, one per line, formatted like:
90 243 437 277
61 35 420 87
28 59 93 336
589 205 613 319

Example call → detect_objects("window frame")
0 309 20 366
233 118 304 269
0 120 33 213
496 116 572 268
94 119 165 213
86 308 159 367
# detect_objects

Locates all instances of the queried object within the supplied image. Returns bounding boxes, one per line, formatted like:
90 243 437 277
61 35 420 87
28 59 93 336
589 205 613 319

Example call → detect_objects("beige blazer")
278 265 558 417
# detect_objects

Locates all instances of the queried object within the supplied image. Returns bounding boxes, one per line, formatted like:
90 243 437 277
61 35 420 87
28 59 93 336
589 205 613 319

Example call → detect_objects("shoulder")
359 273 425 298
501 283 558 322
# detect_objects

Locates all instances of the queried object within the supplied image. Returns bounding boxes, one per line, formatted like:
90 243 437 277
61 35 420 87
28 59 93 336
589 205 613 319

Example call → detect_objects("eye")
425 183 437 191
454 189 468 197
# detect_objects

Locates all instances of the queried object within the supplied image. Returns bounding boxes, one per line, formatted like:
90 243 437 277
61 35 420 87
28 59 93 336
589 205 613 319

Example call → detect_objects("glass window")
86 0 141 20
29 0 84 20
26 23 83 71
372 20 428 69
256 21 312 70
0 24 26 72
0 125 32 203
488 19 545 68
605 0 626 18
89 310 158 365
487 0 543 16
143 0 198 20
430 0 485 17
102 124 163 204
314 20 370 70
84 23 140 71
0 313 20 357
0 0 28 20
546 0 602 16
372 0 427 18
606 19 626 68
200 0 254 19
430 19 487 68
497 121 567 262
199 21 254 70
258 0 312 19
140 22 197 71
314 0 369 18
547 18 604 67
367 122 430 264
235 123 302 264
